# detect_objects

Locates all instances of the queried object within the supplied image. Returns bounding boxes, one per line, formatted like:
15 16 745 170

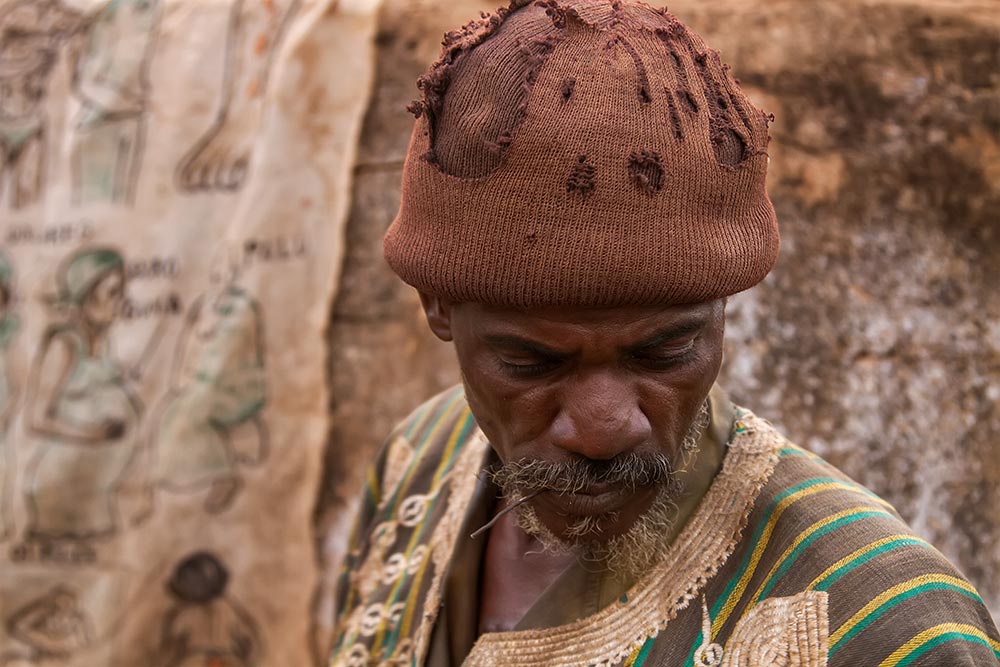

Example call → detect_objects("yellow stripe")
366 465 380 502
370 399 466 649
733 506 890 626
432 405 472 486
385 394 464 516
832 575 979 646
806 534 928 591
879 623 1000 666
712 482 893 636
397 406 474 640
785 443 826 462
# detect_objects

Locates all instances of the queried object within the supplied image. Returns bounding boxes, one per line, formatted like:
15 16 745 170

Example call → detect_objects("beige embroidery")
462 413 783 667
352 520 398 599
344 642 368 667
413 431 490 663
341 475 455 640
694 598 725 666
700 590 829 667
398 493 433 527
381 435 416 505
334 429 489 667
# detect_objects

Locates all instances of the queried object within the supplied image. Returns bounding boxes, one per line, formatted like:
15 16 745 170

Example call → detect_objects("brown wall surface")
318 0 1000 626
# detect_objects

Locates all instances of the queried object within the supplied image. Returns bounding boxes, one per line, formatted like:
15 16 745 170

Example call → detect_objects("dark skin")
420 294 727 632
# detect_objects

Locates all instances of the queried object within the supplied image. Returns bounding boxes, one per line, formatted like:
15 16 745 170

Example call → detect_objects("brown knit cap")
384 0 779 307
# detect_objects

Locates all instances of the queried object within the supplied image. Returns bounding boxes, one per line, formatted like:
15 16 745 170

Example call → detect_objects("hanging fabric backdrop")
0 0 378 664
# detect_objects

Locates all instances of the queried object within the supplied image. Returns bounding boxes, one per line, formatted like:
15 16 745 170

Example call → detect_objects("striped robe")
330 385 1000 667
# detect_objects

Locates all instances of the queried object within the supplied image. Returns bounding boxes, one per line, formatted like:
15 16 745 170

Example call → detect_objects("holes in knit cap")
561 77 576 102
666 89 684 140
566 155 596 197
628 150 664 195
712 128 747 167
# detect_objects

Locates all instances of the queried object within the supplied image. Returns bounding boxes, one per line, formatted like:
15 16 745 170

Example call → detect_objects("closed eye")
630 337 697 369
499 356 562 378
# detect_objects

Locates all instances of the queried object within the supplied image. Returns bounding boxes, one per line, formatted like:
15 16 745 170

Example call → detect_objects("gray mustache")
490 452 681 495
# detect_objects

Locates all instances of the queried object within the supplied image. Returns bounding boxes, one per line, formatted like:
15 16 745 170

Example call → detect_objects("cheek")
455 349 553 460
638 339 724 439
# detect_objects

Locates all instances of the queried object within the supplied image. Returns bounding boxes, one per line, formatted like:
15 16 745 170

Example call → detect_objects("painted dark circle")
168 551 230 604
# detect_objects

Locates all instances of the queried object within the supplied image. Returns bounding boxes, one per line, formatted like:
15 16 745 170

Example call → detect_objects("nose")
548 371 651 461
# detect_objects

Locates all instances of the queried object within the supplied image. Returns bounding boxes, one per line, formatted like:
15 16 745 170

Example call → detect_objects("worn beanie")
383 0 779 307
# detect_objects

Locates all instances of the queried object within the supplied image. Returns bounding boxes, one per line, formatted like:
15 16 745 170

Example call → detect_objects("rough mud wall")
685 0 1000 616
319 0 1000 623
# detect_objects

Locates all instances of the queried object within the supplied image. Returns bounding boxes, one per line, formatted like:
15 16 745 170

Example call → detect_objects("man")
330 1 1000 666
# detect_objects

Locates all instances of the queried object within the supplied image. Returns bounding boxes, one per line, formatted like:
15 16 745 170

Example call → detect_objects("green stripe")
830 583 983 655
813 537 925 591
403 398 436 440
345 399 467 657
380 409 477 655
684 479 838 666
754 510 892 601
409 387 463 443
631 638 656 667
333 392 470 661
709 478 835 611
684 477 889 667
385 393 465 517
779 446 826 463
892 632 1000 667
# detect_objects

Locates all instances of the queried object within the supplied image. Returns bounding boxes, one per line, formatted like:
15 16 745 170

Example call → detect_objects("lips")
538 485 634 517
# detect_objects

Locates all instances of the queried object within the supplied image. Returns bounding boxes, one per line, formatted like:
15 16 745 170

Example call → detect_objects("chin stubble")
488 400 711 579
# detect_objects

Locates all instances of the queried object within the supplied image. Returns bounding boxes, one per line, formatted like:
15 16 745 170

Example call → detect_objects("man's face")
422 296 726 548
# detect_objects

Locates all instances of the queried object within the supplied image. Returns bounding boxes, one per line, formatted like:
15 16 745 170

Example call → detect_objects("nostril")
550 403 651 461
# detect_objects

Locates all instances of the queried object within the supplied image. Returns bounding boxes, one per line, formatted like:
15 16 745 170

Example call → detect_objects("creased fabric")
0 0 379 664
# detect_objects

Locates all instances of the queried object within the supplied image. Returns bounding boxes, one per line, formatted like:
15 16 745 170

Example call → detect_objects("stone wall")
317 0 1000 627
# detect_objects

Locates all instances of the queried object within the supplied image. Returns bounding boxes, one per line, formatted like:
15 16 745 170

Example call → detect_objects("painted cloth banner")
0 0 378 664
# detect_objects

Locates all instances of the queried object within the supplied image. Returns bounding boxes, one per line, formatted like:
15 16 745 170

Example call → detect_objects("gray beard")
491 400 711 579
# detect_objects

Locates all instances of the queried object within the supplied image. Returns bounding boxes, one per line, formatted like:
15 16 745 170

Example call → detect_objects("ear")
418 292 453 342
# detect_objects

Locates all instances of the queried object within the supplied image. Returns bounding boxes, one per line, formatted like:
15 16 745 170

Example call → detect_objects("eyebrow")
482 335 567 358
482 318 707 358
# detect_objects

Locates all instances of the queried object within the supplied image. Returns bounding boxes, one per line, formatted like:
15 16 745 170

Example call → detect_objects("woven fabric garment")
329 386 1000 667
383 0 780 307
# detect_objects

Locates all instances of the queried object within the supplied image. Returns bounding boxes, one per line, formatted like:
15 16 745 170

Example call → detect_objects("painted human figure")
20 248 142 562
0 253 19 541
158 552 261 667
5 585 94 661
151 254 267 513
70 0 162 205
0 0 84 208
175 0 301 191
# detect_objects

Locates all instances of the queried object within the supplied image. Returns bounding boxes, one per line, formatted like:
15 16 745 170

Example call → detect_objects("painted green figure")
152 281 267 513
0 253 19 541
22 248 141 561
71 0 162 205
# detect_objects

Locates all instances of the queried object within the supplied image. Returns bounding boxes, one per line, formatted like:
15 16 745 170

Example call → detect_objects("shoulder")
386 384 471 449
365 384 479 514
737 412 1000 666
36 324 82 359
41 324 81 345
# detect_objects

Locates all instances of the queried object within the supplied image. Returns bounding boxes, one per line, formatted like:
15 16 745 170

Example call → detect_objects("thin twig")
469 490 543 539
